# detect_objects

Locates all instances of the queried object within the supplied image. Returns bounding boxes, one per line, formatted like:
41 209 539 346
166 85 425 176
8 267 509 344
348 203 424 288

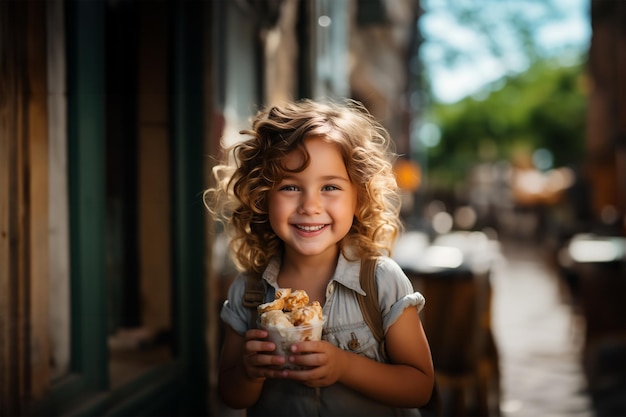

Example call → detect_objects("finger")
262 367 289 379
246 340 277 355
290 340 324 354
245 328 268 341
246 352 285 368
282 367 316 381
288 352 323 368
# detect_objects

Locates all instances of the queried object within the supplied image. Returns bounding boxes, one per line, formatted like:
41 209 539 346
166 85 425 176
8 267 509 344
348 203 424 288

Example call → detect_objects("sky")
419 0 592 103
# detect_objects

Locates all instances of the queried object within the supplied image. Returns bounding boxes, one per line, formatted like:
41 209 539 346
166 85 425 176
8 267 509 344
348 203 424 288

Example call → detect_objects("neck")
278 248 340 304
281 246 339 275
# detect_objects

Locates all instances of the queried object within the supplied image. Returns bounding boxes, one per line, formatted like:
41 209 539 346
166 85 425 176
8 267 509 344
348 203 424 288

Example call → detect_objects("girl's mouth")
295 224 327 232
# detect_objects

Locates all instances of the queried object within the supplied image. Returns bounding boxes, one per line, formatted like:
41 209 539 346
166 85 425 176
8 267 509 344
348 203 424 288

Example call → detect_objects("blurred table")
394 231 501 417
559 233 626 416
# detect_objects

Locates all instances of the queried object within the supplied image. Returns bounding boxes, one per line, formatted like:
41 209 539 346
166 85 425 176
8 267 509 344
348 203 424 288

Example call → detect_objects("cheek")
267 194 290 227
331 196 358 222
267 195 280 220
348 192 358 215
346 196 359 225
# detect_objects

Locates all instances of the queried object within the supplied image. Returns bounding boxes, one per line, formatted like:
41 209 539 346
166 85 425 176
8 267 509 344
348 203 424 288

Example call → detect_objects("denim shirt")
220 254 426 417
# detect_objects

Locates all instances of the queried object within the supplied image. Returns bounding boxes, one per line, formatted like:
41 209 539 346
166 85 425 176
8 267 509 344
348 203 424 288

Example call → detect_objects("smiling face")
268 136 358 262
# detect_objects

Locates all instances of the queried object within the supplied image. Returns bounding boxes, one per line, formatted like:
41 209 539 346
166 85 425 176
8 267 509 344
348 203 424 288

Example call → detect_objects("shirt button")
327 283 334 295
348 332 360 350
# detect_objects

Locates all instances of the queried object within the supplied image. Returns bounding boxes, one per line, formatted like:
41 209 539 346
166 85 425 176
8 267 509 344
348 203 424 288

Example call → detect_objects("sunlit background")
421 0 590 104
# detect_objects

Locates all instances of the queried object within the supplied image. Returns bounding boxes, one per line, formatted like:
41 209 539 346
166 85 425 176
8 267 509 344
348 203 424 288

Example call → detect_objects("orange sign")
394 159 421 191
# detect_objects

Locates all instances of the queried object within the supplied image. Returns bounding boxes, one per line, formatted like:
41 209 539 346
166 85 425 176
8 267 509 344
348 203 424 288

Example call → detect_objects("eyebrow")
280 174 351 183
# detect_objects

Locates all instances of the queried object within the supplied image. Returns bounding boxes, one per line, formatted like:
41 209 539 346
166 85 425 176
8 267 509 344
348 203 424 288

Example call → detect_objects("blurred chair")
406 266 500 417
562 234 626 416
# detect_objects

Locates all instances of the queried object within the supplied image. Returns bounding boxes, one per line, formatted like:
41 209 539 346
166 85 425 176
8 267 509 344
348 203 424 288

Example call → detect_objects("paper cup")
262 322 324 369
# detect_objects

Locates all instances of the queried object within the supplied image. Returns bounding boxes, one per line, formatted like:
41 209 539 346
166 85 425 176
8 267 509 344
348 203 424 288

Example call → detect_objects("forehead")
282 136 345 169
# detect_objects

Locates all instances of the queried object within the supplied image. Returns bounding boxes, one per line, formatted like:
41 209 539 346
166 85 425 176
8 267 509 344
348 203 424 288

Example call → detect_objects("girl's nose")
298 191 322 214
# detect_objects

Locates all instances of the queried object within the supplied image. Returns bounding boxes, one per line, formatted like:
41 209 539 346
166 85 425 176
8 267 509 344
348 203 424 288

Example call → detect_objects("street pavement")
491 238 595 417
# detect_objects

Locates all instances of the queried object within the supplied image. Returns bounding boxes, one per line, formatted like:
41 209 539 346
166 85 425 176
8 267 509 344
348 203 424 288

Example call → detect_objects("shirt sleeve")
220 273 253 337
375 257 426 335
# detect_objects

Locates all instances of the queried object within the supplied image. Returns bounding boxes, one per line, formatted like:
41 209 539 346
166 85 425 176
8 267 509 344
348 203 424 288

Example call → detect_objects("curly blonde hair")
204 99 402 274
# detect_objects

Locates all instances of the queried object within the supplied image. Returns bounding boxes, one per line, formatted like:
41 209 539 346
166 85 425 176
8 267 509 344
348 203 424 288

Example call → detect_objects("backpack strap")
243 272 265 329
358 258 441 411
357 257 387 360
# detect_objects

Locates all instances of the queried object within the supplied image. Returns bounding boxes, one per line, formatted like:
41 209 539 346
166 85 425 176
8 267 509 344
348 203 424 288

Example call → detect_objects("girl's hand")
282 340 348 387
242 329 289 380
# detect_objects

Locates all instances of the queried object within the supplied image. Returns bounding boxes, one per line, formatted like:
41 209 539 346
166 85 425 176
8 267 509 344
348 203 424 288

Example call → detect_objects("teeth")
296 224 325 232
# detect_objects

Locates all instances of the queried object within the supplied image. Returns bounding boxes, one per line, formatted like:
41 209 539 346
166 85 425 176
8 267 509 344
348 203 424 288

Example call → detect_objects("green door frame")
32 1 207 415
170 0 208 414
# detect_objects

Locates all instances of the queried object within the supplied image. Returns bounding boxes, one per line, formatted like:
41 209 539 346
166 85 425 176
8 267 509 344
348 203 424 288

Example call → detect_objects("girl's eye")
322 185 339 191
280 185 299 192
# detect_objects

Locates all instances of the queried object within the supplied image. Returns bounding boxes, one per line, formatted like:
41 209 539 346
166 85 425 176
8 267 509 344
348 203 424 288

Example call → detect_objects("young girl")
205 99 434 416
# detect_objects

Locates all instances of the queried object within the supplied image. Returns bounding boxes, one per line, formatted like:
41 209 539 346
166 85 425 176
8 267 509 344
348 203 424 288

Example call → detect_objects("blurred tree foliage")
416 0 589 190
422 58 587 190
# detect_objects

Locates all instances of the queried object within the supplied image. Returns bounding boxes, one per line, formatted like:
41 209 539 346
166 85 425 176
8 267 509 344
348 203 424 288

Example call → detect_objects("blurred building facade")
586 0 626 235
0 0 420 415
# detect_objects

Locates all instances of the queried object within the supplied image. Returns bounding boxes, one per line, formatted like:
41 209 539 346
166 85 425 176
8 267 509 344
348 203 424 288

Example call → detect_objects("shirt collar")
262 252 365 296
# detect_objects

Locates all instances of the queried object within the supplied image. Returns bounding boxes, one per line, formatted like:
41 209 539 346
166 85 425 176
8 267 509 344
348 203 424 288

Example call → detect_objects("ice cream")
258 288 324 368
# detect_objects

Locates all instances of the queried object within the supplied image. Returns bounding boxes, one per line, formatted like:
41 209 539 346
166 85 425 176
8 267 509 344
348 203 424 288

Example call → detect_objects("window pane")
105 0 173 389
